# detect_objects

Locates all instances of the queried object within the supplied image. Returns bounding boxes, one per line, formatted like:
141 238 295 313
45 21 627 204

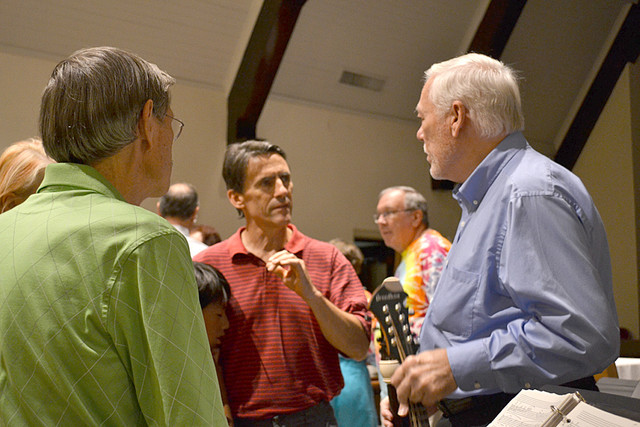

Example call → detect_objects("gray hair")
39 46 175 164
378 186 429 228
424 53 524 139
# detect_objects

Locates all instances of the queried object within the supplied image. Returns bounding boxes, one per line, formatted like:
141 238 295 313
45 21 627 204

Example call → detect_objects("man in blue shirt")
382 53 619 426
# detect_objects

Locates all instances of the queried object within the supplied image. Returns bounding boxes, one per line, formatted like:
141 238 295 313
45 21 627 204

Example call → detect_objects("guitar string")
389 310 429 427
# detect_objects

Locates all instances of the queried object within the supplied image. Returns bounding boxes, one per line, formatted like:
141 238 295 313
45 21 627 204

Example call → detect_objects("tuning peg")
382 305 389 313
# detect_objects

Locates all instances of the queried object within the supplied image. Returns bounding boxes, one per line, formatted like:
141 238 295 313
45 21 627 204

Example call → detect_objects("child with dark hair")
193 261 231 361
193 261 233 425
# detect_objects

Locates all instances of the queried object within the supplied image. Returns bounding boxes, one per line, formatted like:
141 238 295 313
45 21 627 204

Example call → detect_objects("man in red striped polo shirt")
194 140 371 426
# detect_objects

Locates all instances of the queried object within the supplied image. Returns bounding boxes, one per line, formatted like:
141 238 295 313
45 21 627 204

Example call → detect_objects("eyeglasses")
373 209 414 224
165 114 184 142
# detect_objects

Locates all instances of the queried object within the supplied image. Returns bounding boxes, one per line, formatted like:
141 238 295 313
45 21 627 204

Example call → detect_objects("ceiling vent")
339 70 385 92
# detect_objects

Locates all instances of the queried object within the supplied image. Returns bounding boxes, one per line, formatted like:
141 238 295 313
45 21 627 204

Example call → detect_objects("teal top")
0 163 226 426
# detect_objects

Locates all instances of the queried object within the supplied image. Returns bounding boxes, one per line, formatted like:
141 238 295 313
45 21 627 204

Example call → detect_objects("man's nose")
275 178 289 196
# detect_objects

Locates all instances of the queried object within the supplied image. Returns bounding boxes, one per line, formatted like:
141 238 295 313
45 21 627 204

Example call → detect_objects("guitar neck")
372 277 430 427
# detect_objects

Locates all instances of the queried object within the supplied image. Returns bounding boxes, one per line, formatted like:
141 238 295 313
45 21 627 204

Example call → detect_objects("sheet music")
561 402 640 426
489 389 567 426
489 389 640 427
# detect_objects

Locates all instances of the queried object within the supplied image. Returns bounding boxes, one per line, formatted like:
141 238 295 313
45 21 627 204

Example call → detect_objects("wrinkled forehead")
245 153 290 181
377 189 405 210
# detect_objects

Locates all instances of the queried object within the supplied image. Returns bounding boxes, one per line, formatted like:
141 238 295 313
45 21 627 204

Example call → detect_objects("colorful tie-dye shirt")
394 228 451 337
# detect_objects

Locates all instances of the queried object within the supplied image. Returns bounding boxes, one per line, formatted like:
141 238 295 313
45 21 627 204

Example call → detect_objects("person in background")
195 140 371 426
383 52 619 427
193 261 233 425
191 223 223 246
328 238 378 427
0 137 53 213
0 46 226 425
375 186 451 424
157 182 209 256
193 261 231 362
375 185 451 340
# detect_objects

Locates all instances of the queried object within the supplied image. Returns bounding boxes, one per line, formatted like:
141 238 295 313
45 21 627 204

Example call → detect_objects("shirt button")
525 382 531 388
473 200 478 205
474 382 481 389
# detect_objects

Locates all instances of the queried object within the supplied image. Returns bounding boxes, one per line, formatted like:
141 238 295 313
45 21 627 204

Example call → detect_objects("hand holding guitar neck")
370 277 430 427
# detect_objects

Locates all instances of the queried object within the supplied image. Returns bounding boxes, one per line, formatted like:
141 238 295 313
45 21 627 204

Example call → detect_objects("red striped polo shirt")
194 224 371 419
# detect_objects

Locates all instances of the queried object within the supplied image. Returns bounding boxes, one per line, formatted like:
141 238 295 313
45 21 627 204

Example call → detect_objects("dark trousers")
233 401 337 427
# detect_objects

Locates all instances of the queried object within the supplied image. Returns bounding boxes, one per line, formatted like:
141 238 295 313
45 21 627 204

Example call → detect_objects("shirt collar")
38 163 126 202
453 132 527 212
228 224 305 260
401 228 429 258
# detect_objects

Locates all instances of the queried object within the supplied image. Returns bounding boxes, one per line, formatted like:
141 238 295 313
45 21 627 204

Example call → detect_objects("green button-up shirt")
0 163 226 426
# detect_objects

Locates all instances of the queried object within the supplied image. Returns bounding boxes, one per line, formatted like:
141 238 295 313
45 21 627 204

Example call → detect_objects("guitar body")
370 277 430 427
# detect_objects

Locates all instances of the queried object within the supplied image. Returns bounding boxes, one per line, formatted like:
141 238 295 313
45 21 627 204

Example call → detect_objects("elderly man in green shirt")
0 47 226 425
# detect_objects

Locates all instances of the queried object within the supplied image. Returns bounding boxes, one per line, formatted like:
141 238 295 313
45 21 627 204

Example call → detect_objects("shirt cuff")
447 339 498 392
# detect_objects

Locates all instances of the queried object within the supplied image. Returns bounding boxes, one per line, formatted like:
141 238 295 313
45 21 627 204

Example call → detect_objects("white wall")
574 65 639 338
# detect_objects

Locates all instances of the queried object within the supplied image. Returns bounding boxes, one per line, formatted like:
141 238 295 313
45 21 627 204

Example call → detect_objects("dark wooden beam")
468 0 527 58
554 3 640 170
227 0 306 144
433 0 527 190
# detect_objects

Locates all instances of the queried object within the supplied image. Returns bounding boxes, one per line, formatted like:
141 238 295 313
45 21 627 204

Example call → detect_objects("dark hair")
193 262 231 308
222 140 287 194
39 46 175 164
158 183 198 220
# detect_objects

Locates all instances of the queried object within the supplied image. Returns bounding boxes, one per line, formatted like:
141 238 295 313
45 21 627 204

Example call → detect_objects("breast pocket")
428 266 480 339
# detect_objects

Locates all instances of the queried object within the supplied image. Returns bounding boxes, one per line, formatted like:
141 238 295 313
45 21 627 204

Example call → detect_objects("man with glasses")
382 53 618 427
0 47 226 425
375 186 451 335
373 186 451 410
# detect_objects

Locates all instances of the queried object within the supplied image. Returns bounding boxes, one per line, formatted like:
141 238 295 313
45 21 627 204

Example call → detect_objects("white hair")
424 53 525 139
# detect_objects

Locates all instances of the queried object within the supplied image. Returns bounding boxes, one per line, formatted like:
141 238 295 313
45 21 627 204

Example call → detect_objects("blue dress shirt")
419 132 619 398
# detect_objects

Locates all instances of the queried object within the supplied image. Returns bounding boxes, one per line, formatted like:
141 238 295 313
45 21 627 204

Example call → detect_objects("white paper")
488 389 640 427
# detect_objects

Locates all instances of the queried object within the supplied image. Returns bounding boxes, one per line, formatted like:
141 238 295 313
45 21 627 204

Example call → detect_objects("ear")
449 101 466 137
191 205 200 221
410 209 423 228
227 189 245 211
137 99 156 152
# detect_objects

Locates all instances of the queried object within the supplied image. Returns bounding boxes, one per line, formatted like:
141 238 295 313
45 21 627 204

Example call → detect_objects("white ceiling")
0 0 634 156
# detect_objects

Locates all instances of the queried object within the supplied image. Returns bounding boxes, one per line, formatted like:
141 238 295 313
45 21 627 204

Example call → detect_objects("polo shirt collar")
38 163 126 202
228 224 305 260
453 131 526 212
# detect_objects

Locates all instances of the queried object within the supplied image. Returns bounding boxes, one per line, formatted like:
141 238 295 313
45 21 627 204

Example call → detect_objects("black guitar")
370 277 430 427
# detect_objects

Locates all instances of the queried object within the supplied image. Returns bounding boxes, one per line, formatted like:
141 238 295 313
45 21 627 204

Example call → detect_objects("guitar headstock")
369 277 419 362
